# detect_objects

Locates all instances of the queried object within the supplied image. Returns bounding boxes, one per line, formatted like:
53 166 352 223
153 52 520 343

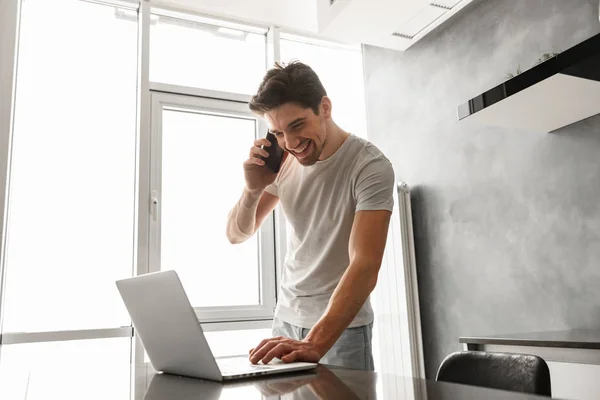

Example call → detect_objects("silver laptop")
116 270 317 381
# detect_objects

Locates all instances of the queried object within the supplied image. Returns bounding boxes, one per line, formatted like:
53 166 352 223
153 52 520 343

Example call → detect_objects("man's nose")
284 134 300 150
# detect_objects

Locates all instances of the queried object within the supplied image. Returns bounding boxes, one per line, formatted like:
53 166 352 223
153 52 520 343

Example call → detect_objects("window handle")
151 191 159 222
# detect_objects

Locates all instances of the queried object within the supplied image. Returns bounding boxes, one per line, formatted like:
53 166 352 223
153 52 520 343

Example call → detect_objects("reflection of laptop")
144 373 223 400
144 370 317 400
116 270 317 381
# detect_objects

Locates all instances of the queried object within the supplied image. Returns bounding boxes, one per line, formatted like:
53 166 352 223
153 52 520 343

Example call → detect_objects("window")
280 35 368 139
150 12 267 95
2 0 138 333
149 91 275 322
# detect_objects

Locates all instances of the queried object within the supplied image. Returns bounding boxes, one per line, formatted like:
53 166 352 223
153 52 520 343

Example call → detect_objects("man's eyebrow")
269 118 306 134
288 118 306 127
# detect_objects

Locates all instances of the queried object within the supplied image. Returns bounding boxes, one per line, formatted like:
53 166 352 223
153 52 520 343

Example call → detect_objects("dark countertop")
138 364 555 399
460 329 600 350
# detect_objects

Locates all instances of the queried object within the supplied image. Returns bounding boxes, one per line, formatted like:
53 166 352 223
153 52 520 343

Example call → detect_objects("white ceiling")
151 0 320 33
150 0 476 51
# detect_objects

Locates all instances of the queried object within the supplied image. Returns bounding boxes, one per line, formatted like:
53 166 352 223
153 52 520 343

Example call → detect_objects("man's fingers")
249 337 286 363
254 138 271 147
250 341 279 364
281 350 302 363
249 338 271 358
249 146 269 158
250 336 284 357
243 157 265 167
262 343 293 365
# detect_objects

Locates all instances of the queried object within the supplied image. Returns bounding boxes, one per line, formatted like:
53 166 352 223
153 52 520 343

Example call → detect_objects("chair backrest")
436 351 551 396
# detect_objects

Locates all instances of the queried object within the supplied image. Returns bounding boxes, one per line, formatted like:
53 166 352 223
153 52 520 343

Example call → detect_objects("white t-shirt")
265 134 395 329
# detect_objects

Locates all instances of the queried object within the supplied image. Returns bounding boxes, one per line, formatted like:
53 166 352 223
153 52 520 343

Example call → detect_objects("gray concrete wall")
363 0 600 378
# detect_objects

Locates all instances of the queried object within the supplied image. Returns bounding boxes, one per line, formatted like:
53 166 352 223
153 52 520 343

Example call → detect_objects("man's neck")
318 122 350 161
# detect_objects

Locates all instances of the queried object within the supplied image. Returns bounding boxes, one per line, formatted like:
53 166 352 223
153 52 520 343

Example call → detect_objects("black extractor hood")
457 32 600 133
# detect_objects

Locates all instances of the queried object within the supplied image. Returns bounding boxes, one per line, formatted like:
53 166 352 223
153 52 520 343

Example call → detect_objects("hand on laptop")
249 336 322 365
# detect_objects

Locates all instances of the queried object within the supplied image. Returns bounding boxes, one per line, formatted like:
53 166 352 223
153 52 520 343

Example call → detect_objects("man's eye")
292 124 303 130
275 132 283 137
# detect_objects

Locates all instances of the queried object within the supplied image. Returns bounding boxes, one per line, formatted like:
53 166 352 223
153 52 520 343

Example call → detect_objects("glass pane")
280 38 368 139
150 15 267 94
161 109 260 307
0 338 131 400
2 0 138 332
204 328 272 358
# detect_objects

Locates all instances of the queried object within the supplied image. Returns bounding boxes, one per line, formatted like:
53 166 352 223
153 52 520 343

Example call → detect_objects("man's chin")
295 153 318 166
295 147 323 166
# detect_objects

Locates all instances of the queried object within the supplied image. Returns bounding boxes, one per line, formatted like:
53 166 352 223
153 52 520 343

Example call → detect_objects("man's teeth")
293 141 309 153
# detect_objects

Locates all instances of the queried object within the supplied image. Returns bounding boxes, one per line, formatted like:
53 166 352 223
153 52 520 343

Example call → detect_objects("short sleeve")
355 157 395 212
265 181 278 197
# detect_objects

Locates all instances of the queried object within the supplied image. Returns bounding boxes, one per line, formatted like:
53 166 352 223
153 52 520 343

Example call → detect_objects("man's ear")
320 96 332 119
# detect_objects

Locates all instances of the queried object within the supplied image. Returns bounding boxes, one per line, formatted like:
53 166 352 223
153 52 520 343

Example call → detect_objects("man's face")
264 101 329 167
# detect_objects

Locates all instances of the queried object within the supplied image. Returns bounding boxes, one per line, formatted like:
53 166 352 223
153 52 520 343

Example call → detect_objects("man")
226 61 394 371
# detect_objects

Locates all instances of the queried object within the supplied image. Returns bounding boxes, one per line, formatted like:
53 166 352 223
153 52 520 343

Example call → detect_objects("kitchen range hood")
457 32 600 133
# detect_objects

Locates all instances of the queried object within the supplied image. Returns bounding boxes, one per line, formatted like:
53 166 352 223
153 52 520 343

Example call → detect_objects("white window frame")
148 86 275 323
0 0 22 348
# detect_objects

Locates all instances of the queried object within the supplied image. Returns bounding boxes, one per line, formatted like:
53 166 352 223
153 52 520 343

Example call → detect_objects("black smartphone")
262 132 285 173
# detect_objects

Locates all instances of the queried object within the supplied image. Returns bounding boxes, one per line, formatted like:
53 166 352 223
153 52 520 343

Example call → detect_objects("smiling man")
225 61 394 371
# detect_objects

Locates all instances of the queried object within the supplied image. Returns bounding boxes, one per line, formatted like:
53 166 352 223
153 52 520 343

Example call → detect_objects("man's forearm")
304 258 380 357
226 188 264 244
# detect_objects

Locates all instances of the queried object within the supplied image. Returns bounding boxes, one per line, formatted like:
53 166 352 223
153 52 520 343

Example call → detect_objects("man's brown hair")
249 61 327 115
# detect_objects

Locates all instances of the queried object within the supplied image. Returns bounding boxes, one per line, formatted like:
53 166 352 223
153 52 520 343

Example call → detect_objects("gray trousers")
272 318 374 371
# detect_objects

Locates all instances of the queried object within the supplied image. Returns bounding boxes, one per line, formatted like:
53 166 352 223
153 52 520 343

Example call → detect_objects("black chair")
436 351 551 397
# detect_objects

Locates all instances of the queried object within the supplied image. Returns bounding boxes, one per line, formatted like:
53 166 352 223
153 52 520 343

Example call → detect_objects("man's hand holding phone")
243 132 286 193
